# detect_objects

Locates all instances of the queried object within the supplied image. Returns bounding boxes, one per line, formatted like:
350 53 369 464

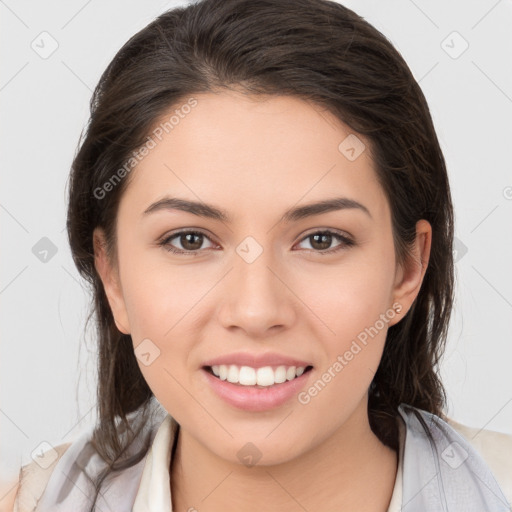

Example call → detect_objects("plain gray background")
1 0 511 489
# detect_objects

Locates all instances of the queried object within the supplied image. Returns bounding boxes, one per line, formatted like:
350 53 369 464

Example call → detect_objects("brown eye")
159 230 215 255
179 232 204 251
296 230 354 255
159 229 354 256
310 233 334 250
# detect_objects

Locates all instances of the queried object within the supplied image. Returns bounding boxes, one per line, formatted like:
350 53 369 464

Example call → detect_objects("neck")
170 399 398 512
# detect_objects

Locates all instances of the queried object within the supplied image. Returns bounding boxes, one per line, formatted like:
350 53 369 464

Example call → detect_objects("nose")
217 246 297 338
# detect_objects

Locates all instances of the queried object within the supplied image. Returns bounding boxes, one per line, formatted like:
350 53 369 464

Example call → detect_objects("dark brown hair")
65 0 454 508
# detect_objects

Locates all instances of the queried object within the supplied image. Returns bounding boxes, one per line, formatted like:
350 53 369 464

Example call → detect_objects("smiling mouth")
203 364 314 388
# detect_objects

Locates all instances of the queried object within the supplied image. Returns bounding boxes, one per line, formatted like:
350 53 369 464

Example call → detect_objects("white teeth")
208 364 308 386
274 366 287 384
239 366 257 385
286 366 296 380
256 366 274 386
227 365 239 383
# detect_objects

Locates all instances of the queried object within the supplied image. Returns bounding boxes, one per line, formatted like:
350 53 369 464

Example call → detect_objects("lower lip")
201 367 313 412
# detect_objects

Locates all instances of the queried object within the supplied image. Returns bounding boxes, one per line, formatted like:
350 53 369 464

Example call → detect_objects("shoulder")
12 442 72 512
12 404 168 511
0 479 19 512
446 417 512 506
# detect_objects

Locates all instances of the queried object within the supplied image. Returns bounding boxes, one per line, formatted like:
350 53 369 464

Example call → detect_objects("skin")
94 90 431 511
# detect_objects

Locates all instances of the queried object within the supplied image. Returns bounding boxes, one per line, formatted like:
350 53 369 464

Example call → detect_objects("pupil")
312 233 331 250
183 233 202 250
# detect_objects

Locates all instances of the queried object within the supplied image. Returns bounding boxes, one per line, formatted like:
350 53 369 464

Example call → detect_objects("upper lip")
202 352 313 369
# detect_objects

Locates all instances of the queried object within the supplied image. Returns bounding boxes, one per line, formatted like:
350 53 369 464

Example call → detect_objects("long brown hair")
65 0 454 508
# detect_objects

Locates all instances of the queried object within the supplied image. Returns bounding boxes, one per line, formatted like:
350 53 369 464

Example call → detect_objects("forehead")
118 91 388 222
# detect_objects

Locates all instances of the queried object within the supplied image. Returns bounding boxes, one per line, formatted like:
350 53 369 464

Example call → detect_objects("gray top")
32 403 511 511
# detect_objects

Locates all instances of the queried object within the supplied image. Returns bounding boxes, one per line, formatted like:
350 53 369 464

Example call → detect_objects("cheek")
124 274 197 419
294 249 395 406
120 247 196 339
297 296 391 432
298 252 396 343
118 252 206 408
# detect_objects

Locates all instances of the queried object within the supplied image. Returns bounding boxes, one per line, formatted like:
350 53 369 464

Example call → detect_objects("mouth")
201 363 315 411
202 364 314 388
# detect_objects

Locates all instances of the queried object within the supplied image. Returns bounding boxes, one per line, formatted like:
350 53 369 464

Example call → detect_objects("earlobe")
388 220 432 326
92 227 131 335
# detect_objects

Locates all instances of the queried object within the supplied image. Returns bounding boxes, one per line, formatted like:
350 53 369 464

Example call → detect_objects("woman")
12 0 512 510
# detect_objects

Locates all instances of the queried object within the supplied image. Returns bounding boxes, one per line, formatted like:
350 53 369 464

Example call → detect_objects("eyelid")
299 226 353 240
158 227 218 249
158 227 355 255
294 228 354 252
159 227 352 242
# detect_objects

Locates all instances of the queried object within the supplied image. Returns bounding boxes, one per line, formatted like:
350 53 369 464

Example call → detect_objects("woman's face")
94 90 430 465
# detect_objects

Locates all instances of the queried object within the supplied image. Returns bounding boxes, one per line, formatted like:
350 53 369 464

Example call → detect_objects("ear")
93 227 131 335
388 219 432 327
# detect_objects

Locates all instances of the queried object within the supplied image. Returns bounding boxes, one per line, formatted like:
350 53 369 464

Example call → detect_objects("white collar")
132 414 404 511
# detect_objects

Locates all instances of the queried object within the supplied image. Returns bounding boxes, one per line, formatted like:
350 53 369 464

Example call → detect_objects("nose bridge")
234 235 283 309
218 235 295 334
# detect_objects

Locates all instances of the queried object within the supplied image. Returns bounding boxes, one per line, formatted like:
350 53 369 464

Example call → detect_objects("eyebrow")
142 196 372 223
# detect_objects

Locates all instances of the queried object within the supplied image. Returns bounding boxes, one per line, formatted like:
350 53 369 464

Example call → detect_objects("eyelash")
157 229 355 256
